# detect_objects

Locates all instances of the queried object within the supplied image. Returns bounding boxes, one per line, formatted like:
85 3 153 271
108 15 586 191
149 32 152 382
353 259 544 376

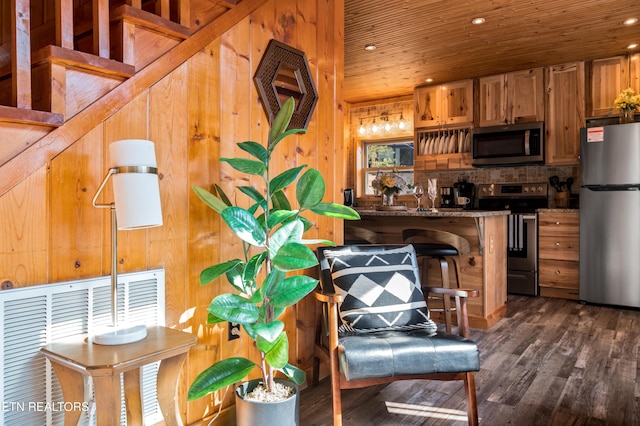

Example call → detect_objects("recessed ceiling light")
624 17 638 25
472 17 486 25
364 44 376 51
628 43 639 50
425 78 434 83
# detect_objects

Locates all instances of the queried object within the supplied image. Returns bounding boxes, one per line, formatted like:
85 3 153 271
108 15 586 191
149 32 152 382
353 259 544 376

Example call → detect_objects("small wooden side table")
40 326 197 426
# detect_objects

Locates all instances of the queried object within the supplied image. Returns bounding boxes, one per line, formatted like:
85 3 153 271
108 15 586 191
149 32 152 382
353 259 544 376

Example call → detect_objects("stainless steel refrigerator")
580 122 640 308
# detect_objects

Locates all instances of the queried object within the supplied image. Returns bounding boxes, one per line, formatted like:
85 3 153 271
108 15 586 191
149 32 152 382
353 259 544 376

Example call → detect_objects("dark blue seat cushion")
338 329 479 381
411 242 458 257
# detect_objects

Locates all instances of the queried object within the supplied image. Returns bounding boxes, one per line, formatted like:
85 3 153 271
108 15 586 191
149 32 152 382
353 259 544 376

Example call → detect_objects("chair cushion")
322 245 436 334
338 329 480 380
411 242 459 257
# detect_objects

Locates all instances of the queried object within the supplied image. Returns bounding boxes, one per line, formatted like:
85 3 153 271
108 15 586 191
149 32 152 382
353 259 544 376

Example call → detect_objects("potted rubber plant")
188 97 359 425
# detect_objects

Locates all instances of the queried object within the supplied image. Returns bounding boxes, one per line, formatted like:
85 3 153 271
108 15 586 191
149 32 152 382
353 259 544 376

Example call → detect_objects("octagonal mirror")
254 39 318 130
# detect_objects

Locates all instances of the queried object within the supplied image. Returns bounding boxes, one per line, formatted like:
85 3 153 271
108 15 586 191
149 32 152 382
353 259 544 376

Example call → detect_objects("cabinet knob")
555 221 561 225
556 270 561 275
555 242 561 246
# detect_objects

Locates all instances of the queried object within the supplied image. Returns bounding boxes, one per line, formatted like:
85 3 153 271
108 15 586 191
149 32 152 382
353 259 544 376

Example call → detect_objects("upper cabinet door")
588 56 629 117
414 79 473 128
508 68 545 124
441 80 473 125
546 62 585 165
478 74 507 126
414 85 442 128
478 68 544 127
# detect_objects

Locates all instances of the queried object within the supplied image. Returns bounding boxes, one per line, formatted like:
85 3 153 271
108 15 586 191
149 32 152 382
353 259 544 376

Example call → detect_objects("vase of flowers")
371 171 407 207
613 88 640 124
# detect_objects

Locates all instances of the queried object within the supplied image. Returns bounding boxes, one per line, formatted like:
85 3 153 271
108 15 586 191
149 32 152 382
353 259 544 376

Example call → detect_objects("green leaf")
192 185 227 213
300 238 335 246
296 169 325 208
237 186 267 209
188 357 256 400
207 312 225 324
272 243 318 271
310 202 361 219
221 158 266 176
299 215 314 231
209 294 259 324
269 97 295 146
260 269 285 302
269 128 306 152
220 207 266 246
225 262 246 293
261 332 289 369
271 190 292 211
270 165 306 195
200 259 243 285
243 251 267 284
267 210 298 228
269 219 304 258
213 184 233 207
237 141 268 163
269 275 319 308
278 363 306 386
251 320 284 343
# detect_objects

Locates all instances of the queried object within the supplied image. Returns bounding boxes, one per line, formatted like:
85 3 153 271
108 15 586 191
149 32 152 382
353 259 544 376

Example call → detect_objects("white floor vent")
0 269 165 426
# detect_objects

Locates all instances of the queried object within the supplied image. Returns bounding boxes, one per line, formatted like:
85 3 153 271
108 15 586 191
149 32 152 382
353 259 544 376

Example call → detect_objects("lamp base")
91 324 148 345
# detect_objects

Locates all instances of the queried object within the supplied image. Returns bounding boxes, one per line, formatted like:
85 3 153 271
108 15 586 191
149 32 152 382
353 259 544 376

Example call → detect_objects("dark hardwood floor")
300 295 640 425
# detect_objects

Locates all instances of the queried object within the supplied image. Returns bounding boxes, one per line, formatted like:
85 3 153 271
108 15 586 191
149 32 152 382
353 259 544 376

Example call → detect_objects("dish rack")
416 127 472 156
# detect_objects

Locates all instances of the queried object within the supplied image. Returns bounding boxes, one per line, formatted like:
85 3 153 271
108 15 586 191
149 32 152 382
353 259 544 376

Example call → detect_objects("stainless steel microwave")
471 121 544 167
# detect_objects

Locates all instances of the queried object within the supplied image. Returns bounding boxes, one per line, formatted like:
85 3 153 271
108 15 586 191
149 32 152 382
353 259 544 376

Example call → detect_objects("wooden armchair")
313 244 480 426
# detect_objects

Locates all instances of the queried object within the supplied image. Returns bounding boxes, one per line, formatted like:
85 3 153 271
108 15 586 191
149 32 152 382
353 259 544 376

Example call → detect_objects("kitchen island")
347 208 509 329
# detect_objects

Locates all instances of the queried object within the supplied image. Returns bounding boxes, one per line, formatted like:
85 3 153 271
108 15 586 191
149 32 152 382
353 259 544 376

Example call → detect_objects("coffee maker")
453 177 475 209
440 187 454 208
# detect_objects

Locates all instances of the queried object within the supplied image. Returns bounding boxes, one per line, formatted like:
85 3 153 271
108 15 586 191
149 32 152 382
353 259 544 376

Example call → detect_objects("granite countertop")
538 208 579 213
354 208 511 218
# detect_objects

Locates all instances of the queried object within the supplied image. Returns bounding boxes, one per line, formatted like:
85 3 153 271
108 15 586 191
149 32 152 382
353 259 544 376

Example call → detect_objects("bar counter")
347 208 509 329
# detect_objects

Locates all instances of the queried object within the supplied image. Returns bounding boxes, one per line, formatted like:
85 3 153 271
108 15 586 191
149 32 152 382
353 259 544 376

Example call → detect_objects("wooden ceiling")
344 0 640 103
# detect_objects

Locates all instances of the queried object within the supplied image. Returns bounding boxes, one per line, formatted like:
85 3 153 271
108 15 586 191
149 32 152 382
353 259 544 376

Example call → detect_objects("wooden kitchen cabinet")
545 62 585 165
478 68 544 127
538 211 579 300
587 55 630 117
414 80 473 128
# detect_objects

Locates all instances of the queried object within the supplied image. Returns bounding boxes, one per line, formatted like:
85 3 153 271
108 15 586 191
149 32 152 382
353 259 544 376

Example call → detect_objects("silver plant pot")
235 378 300 426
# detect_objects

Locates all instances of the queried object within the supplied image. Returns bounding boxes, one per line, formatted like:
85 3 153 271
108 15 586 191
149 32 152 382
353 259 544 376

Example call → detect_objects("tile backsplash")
415 164 580 208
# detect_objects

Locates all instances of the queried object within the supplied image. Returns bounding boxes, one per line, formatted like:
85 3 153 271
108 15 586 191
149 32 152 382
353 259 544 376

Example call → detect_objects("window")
360 138 414 196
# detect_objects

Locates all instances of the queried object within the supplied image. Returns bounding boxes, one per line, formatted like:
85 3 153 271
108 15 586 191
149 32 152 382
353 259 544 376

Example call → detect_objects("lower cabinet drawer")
539 236 579 261
539 259 579 288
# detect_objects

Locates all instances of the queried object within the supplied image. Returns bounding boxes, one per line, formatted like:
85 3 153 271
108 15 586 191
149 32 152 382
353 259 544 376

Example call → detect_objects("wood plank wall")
0 0 345 423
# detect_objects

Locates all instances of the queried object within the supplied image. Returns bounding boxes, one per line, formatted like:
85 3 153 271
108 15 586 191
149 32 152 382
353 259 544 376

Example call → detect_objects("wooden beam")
0 0 270 197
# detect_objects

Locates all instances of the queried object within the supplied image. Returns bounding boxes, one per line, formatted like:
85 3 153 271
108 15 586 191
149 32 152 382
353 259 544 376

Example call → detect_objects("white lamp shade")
109 139 163 229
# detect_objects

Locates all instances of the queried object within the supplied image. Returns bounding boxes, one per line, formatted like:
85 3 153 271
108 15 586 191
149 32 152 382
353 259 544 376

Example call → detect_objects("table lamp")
91 139 163 345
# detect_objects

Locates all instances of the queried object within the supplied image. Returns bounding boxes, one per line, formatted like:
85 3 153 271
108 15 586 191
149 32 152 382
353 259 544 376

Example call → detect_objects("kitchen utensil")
549 176 561 191
566 177 574 193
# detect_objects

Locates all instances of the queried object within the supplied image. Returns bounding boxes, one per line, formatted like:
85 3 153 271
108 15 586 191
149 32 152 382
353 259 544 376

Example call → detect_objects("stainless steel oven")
477 183 549 296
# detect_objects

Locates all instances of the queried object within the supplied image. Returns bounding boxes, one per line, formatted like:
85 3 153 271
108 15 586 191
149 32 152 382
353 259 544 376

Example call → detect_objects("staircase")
0 0 267 196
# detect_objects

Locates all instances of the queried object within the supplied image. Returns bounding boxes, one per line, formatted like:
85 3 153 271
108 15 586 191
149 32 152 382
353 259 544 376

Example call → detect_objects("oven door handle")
519 214 536 221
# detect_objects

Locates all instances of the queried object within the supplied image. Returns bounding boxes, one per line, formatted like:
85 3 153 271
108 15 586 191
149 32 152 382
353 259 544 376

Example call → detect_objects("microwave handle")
524 129 530 155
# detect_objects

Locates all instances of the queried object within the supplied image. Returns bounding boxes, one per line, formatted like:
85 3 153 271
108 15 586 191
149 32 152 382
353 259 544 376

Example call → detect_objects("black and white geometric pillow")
323 245 436 334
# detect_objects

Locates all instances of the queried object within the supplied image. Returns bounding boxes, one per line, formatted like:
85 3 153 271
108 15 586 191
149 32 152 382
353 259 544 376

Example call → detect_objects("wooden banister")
11 0 31 108
55 0 74 49
0 0 269 197
93 0 110 57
